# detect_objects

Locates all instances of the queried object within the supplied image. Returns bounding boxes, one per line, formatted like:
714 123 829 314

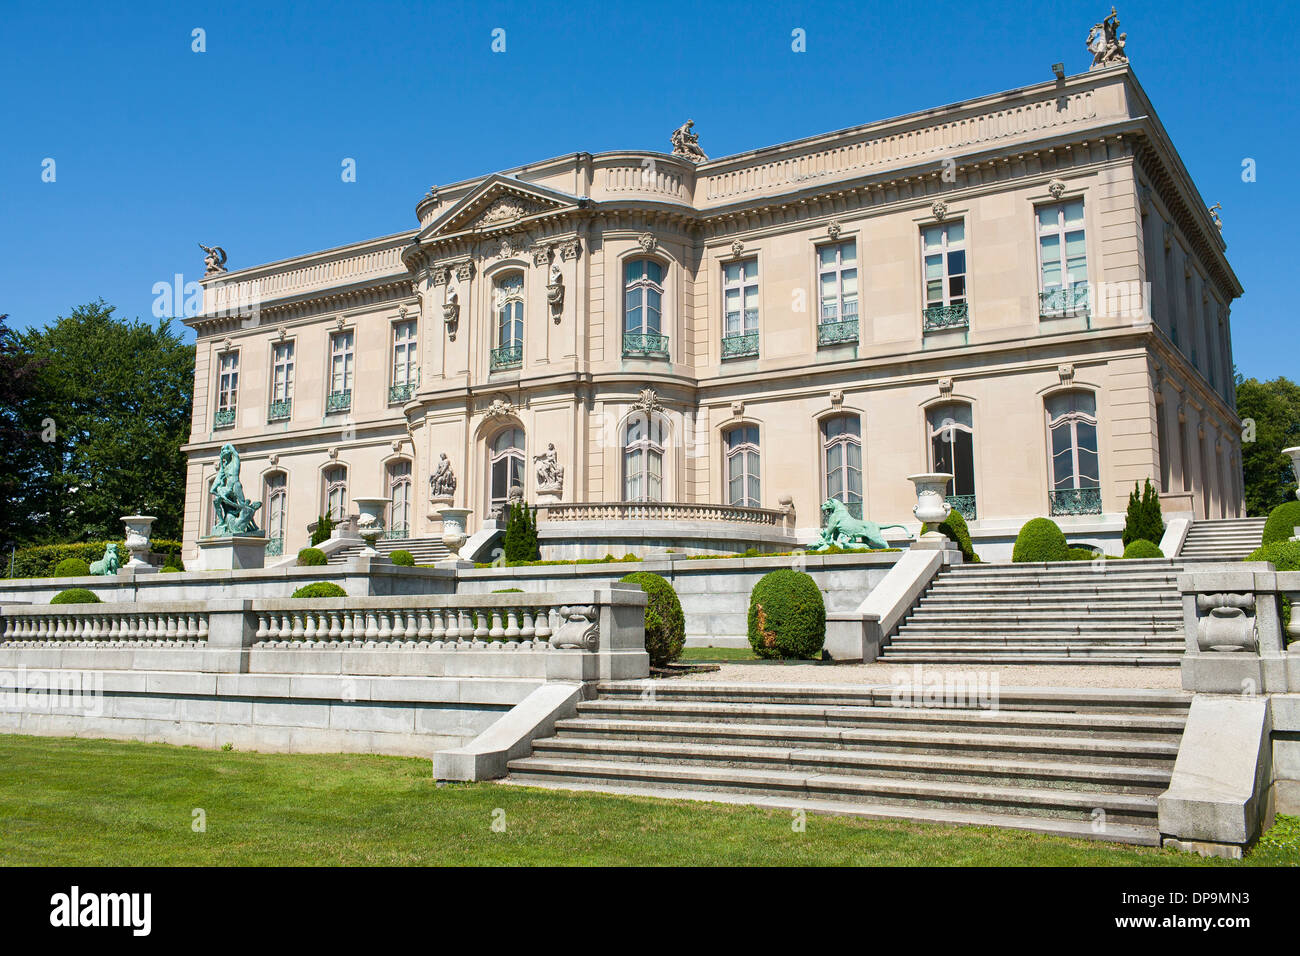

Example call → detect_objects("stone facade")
182 64 1242 564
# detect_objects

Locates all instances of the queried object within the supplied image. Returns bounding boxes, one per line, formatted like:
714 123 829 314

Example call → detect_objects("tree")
0 314 47 544
1236 376 1300 516
15 301 194 543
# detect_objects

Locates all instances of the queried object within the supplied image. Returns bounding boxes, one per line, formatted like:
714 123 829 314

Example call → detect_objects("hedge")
1262 501 1300 548
1246 540 1300 637
1122 538 1164 559
619 571 686 667
290 582 347 599
159 566 180 573
4 539 185 579
50 588 101 604
747 569 826 660
389 550 415 567
297 547 328 567
1011 518 1069 563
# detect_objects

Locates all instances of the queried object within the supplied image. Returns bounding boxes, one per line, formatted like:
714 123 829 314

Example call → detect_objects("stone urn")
1284 447 1300 499
437 507 472 562
120 514 157 571
907 473 953 525
352 497 390 558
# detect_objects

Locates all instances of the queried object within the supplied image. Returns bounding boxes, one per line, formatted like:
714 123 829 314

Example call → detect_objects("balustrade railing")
622 331 670 356
1049 486 1102 516
2 606 210 644
922 302 969 332
490 344 523 371
538 500 789 528
267 399 292 422
1039 283 1090 319
213 408 236 428
721 331 759 359
326 390 352 413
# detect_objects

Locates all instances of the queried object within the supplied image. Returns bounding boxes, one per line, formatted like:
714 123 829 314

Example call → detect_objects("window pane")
947 249 965 275
947 221 964 244
840 241 856 265
819 246 837 268
647 260 663 283
925 255 942 280
922 226 941 250
1038 206 1058 229
744 260 758 280
1064 200 1085 227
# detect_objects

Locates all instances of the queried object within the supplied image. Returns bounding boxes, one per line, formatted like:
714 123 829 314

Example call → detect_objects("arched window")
1046 391 1100 515
624 259 667 355
489 428 525 516
821 415 862 519
492 273 524 370
387 460 412 538
263 472 287 555
323 465 348 521
724 425 760 508
623 413 666 501
927 403 976 519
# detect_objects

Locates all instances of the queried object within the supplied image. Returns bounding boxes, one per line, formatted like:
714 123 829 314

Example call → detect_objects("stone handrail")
1 601 214 644
538 500 790 528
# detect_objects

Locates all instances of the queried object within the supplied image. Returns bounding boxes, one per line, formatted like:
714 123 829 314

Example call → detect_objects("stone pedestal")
196 535 269 571
536 488 562 506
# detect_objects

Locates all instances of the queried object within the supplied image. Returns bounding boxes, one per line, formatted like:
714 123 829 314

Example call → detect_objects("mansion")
181 59 1243 563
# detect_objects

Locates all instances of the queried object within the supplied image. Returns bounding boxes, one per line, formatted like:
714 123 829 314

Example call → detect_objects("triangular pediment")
418 176 580 241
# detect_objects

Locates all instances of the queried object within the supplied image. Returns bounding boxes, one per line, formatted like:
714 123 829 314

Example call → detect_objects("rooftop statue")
1087 6 1128 69
207 443 263 536
199 242 228 276
810 499 912 551
670 119 708 163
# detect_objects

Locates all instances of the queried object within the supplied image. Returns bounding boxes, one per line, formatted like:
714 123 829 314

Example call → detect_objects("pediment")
418 176 580 242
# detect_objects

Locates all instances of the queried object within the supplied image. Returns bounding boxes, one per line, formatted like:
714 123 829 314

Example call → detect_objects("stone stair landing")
1177 517 1266 561
328 537 449 565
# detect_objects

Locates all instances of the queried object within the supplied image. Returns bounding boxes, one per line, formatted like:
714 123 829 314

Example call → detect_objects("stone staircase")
1177 517 1266 561
506 682 1190 844
879 559 1185 666
328 536 449 565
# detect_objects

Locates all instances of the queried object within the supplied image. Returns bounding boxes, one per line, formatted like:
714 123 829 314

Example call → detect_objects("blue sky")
0 0 1293 379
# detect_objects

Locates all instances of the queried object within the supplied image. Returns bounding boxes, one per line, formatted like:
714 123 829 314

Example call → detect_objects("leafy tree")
1236 376 1300 516
0 314 47 545
15 301 194 543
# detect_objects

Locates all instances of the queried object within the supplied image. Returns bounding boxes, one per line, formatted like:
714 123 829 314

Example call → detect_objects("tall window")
1047 391 1100 515
388 460 412 536
921 221 967 329
1037 200 1088 317
329 330 354 410
215 351 238 426
492 274 524 371
489 428 525 515
821 415 862 519
723 259 759 357
724 425 760 508
264 472 287 554
927 403 976 518
818 241 857 324
323 465 348 520
623 413 666 501
391 320 418 400
270 342 294 420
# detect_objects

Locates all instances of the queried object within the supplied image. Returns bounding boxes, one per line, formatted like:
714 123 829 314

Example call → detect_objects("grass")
1 735 1296 866
680 646 759 661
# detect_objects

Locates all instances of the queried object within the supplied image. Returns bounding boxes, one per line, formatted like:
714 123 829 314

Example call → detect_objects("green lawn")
0 735 1295 866
681 646 758 661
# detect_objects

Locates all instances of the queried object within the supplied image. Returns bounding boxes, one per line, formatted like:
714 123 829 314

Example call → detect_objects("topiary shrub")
159 566 181 573
389 550 415 567
1122 479 1165 548
297 547 327 567
619 571 686 667
50 588 101 604
1262 501 1300 548
310 513 336 547
52 558 91 578
747 569 826 660
930 509 977 563
1122 538 1164 559
290 581 347 599
1066 546 1102 561
1011 518 1069 563
1247 541 1300 638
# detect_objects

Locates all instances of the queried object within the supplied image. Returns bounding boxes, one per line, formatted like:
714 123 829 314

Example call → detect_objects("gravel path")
675 662 1182 689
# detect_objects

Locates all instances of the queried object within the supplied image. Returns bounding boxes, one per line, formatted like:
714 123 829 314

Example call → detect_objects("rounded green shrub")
52 558 91 578
1066 546 1102 561
747 569 826 660
389 550 415 567
1011 518 1069 563
931 509 977 563
1122 538 1164 559
297 547 327 567
1262 501 1300 547
50 588 100 604
290 582 347 599
619 571 686 667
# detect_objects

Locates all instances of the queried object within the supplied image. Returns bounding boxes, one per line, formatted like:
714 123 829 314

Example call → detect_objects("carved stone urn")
1284 447 1300 499
437 507 472 562
119 514 157 572
352 497 390 558
907 473 953 525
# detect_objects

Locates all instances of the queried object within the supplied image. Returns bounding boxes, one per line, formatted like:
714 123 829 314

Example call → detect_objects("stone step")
884 645 1184 657
506 756 1160 825
896 622 1183 635
530 736 1173 792
879 653 1177 666
903 611 1182 625
932 572 1182 586
327 537 449 566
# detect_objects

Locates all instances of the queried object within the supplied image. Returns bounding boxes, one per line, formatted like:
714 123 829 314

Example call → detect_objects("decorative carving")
1195 593 1257 653
1087 6 1128 69
827 220 842 240
268 454 279 466
730 240 745 258
810 499 910 551
1047 178 1067 199
335 316 346 331
485 396 515 420
829 389 844 406
558 238 581 261
327 446 339 460
429 452 457 498
1058 363 1076 386
493 273 524 310
637 233 657 253
634 387 663 415
553 605 600 650
1208 202 1223 232
731 401 745 418
89 541 121 576
206 443 263 536
199 243 228 276
547 262 564 315
476 195 538 226
454 260 475 282
531 243 553 266
931 200 948 221
442 290 460 340
431 265 451 286
423 186 438 202
490 233 526 259
670 119 708 163
276 326 288 342
938 377 954 399
534 442 565 493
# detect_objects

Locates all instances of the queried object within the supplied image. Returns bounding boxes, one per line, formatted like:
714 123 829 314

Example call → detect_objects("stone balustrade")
1 602 212 644
538 500 789 528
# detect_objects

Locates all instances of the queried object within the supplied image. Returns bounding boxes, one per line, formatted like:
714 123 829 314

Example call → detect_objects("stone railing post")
204 599 256 673
543 585 649 682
